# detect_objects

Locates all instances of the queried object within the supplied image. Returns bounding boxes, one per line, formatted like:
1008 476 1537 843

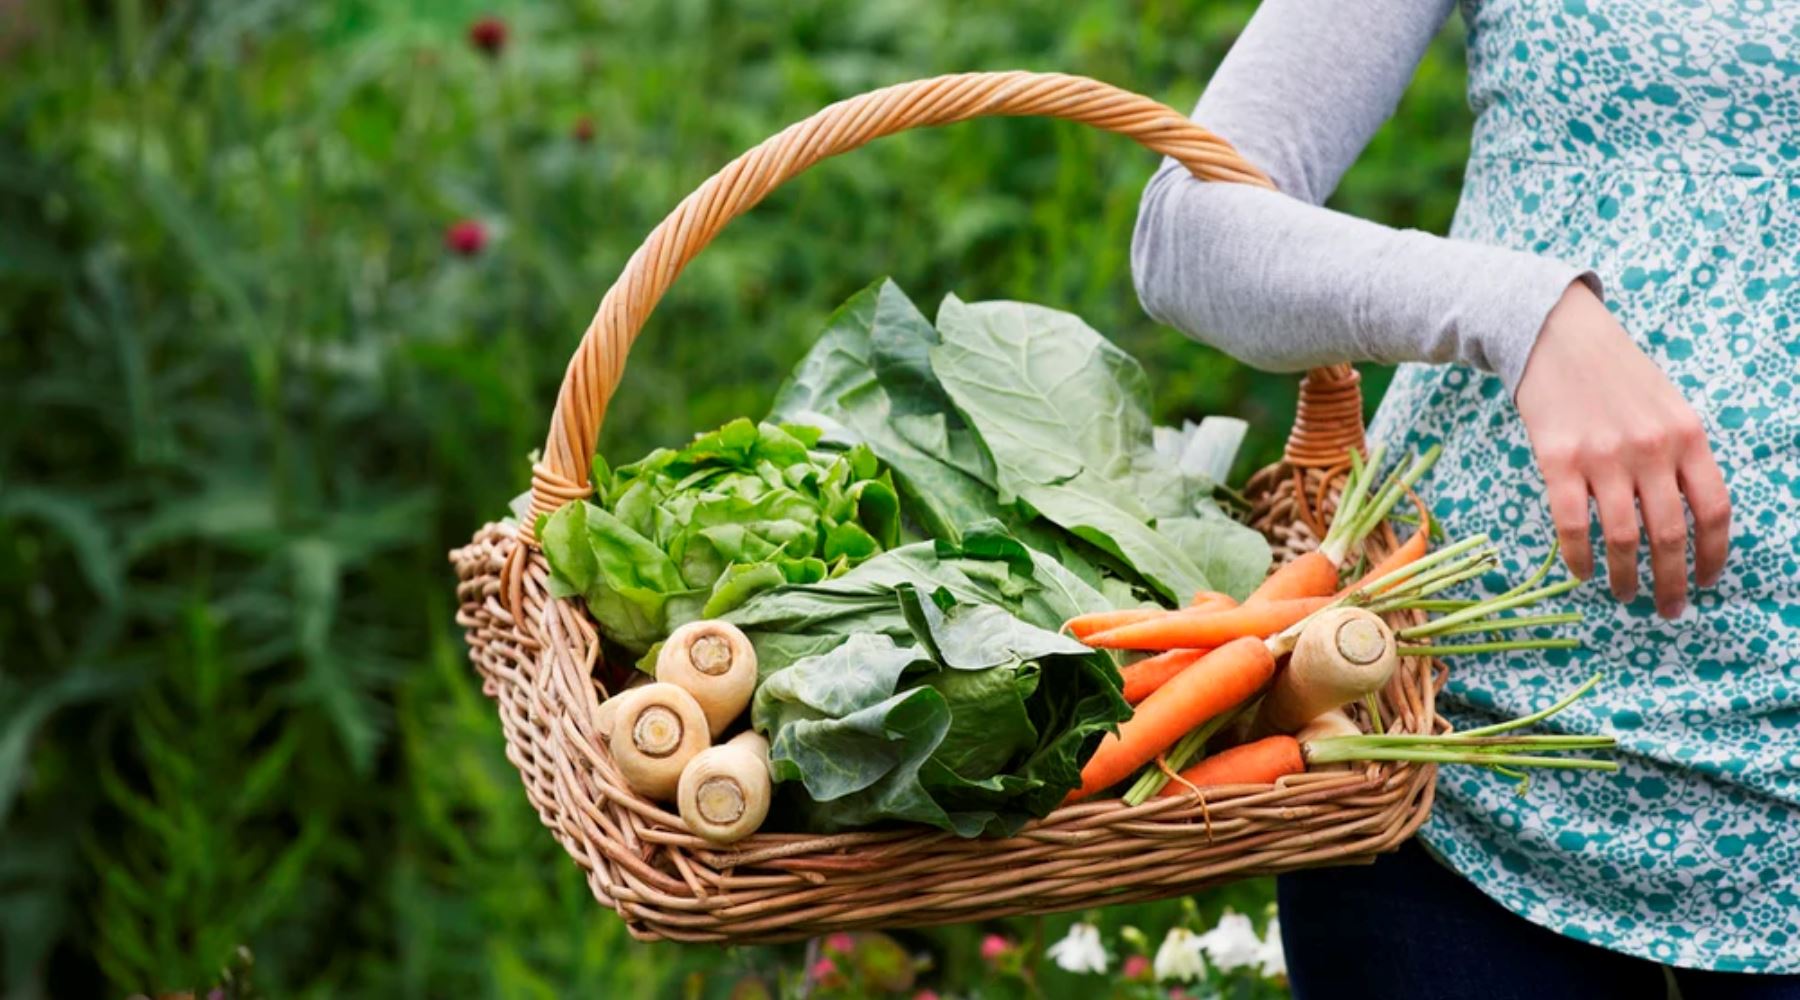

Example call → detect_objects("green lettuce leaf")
540 417 901 661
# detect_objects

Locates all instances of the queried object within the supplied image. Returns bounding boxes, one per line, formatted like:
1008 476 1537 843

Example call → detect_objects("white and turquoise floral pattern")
1368 0 1800 973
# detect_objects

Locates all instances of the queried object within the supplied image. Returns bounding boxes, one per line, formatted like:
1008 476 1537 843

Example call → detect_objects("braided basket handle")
527 71 1358 529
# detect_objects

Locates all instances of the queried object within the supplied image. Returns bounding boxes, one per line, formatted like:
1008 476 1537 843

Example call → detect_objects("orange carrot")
1338 527 1430 597
1067 595 1236 642
1245 550 1339 604
1069 637 1277 801
1120 648 1210 704
1065 608 1163 642
1084 597 1331 651
1156 735 1305 796
1187 590 1239 611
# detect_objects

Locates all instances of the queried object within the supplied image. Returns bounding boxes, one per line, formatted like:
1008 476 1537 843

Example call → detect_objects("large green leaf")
726 521 1114 676
930 295 1268 601
746 579 1127 837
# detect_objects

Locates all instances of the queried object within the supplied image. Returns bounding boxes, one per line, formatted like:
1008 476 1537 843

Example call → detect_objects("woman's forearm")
1132 178 1592 392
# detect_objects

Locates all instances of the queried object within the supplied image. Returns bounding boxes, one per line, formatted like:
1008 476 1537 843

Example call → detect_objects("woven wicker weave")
450 72 1446 943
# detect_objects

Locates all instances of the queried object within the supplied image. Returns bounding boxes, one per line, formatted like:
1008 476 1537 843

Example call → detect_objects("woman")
1134 1 1797 996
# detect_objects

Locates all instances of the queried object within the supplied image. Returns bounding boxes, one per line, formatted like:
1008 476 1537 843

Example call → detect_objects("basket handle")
528 70 1353 529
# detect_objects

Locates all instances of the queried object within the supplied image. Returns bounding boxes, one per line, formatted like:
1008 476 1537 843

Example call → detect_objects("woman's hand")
1514 281 1730 618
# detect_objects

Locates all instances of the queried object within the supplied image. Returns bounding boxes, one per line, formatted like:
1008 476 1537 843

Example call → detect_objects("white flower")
1045 922 1109 974
1152 927 1208 983
1195 909 1264 972
1256 916 1287 979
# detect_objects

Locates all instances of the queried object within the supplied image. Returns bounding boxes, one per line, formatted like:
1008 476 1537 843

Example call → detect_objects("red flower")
912 992 941 1000
1122 954 1151 980
823 932 855 954
468 15 507 57
572 115 596 144
445 219 488 256
980 933 1011 963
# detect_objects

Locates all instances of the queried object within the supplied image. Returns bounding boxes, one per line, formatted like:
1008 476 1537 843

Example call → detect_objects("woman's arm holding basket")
1132 0 1729 616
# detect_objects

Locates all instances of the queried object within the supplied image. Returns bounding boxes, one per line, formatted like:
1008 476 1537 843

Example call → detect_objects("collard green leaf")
726 521 1114 676
748 581 1129 837
929 295 1269 601
768 280 1011 543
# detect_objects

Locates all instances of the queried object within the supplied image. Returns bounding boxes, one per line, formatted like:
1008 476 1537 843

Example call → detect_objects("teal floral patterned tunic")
1368 0 1800 973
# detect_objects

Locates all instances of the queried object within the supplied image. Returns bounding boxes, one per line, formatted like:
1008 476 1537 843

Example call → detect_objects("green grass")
0 1 1471 995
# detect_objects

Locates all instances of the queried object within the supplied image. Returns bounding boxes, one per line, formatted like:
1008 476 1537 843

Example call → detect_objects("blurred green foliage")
0 0 1470 995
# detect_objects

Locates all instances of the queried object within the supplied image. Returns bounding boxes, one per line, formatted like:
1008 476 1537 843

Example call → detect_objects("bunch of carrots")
1062 446 1617 807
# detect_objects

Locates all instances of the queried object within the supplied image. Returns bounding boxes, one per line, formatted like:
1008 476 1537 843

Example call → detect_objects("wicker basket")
451 72 1446 944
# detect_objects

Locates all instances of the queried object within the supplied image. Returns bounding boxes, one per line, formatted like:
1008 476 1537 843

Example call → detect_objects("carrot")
1068 637 1276 802
1065 608 1163 641
1083 597 1331 651
1067 594 1235 642
1187 590 1239 610
1156 735 1305 795
1244 550 1339 604
1338 526 1430 597
1120 648 1209 704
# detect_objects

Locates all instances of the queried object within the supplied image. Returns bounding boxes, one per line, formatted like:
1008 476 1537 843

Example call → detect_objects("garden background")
0 1 1473 996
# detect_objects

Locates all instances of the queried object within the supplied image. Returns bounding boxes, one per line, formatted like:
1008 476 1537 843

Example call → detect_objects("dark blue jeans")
1277 838 1800 1000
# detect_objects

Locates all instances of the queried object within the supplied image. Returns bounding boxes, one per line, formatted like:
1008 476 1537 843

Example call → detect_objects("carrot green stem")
1402 578 1582 638
1347 534 1490 602
1340 444 1441 554
1302 746 1616 770
1364 693 1385 734
1410 612 1584 639
1398 638 1581 657
1494 540 1562 603
1324 446 1380 553
1406 599 1479 612
1457 673 1603 739
1372 552 1497 608
1122 706 1244 806
1343 734 1614 750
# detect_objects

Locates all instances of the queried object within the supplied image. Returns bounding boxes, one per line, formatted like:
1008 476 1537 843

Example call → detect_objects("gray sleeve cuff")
1484 266 1604 397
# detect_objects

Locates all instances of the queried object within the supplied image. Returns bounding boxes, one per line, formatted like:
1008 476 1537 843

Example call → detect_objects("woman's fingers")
1544 471 1596 580
1636 474 1690 618
1678 442 1731 589
1591 476 1642 604
1515 281 1734 611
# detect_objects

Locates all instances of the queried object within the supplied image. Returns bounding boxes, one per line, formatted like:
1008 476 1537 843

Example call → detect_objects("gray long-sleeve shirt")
1131 0 1594 394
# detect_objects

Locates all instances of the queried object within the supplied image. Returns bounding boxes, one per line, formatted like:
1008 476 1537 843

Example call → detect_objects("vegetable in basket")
678 732 773 846
654 620 757 737
769 279 1271 605
748 583 1129 837
1256 607 1399 734
609 683 711 801
540 418 900 661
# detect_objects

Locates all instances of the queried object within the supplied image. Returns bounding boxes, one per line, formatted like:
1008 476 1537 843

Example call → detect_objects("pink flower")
980 933 1011 963
572 115 596 144
445 219 488 256
1122 954 1151 980
1168 991 1194 1000
468 15 507 57
913 992 941 1000
808 957 843 987
824 931 855 954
